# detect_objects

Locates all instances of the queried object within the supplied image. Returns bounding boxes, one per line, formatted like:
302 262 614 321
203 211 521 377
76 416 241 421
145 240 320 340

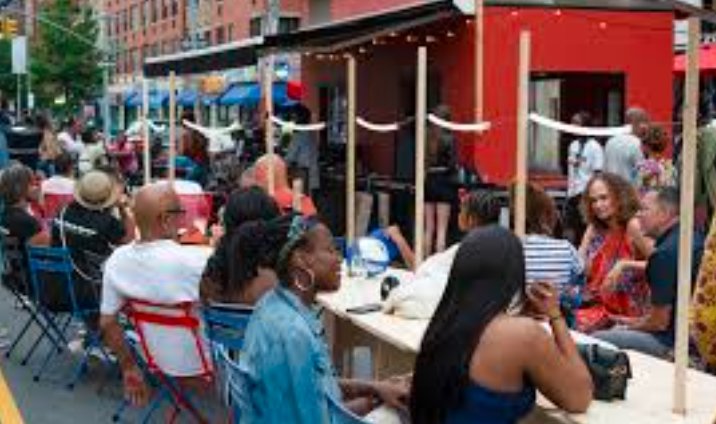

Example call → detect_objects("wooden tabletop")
319 270 716 423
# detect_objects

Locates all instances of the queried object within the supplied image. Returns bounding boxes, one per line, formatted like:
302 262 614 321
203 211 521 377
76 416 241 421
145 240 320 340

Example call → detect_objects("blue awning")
126 90 169 109
218 82 291 107
177 89 198 107
124 91 139 107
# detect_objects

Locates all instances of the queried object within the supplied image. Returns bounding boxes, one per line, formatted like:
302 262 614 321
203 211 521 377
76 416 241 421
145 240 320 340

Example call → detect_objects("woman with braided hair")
199 186 284 304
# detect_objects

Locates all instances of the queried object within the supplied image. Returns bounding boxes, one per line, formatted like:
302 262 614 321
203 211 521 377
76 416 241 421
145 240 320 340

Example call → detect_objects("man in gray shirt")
604 107 649 185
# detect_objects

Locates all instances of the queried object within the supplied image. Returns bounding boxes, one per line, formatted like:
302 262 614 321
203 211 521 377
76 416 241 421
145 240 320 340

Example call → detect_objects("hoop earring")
293 267 316 292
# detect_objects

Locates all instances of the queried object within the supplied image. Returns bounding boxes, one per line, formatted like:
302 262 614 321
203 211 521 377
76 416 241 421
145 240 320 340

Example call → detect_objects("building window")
278 17 300 34
249 16 262 37
171 0 178 16
227 23 234 41
204 30 212 46
215 26 225 45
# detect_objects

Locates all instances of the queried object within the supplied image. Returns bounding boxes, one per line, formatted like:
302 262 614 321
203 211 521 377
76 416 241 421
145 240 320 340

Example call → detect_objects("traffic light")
0 17 18 38
4 18 17 37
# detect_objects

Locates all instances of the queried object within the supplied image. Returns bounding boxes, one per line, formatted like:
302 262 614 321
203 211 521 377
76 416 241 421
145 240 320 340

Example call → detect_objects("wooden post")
292 178 303 213
674 16 700 415
514 31 530 238
414 46 427 267
475 0 484 122
168 71 177 184
347 55 357 247
264 56 275 195
142 77 151 186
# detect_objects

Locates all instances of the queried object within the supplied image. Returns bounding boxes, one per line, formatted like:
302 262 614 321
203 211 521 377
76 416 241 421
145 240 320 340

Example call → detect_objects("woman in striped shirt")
521 183 584 325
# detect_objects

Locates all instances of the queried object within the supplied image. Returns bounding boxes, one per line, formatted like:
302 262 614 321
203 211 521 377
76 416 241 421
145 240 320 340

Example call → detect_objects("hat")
74 171 118 211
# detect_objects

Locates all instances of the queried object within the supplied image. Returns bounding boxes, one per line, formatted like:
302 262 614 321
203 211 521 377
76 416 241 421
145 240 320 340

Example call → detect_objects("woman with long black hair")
410 226 592 424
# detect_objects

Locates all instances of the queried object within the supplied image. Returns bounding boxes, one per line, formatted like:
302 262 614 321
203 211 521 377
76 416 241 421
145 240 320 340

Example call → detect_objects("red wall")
479 8 674 183
302 7 674 183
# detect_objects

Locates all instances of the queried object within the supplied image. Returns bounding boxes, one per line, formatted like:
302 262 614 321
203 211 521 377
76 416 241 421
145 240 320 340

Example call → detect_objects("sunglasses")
164 207 186 215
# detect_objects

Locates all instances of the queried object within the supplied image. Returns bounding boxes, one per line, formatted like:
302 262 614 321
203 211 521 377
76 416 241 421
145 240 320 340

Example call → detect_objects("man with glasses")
99 182 212 407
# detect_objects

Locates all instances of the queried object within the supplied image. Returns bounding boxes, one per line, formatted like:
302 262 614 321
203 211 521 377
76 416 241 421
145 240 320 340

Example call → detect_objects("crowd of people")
0 103 714 423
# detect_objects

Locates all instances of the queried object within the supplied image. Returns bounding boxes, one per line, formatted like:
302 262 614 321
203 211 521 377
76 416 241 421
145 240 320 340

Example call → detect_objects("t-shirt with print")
51 202 125 283
101 240 211 376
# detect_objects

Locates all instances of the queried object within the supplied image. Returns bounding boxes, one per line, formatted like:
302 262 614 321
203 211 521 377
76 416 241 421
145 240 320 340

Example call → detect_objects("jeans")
592 328 671 359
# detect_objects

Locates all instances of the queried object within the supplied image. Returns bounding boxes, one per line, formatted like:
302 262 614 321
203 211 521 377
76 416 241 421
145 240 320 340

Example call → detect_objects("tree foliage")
31 0 102 114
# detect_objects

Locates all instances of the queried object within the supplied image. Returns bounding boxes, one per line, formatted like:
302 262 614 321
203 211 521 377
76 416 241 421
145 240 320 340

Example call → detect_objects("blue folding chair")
202 303 253 422
25 245 113 386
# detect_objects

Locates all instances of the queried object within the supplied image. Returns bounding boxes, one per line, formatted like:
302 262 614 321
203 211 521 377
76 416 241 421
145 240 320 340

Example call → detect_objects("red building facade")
300 2 674 184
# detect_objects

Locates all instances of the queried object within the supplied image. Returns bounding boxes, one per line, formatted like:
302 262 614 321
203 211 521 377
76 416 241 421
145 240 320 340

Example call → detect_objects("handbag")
577 343 632 401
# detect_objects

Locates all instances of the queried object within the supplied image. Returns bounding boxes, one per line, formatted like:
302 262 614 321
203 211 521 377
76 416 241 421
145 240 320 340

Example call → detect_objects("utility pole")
99 0 110 139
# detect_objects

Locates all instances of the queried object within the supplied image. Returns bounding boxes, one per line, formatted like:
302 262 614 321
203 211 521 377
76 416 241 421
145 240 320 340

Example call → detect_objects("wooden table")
319 270 716 423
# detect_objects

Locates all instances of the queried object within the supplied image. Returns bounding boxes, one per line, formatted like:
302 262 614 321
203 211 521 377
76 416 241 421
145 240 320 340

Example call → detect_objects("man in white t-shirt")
565 112 604 244
604 107 648 185
57 118 85 157
100 182 211 406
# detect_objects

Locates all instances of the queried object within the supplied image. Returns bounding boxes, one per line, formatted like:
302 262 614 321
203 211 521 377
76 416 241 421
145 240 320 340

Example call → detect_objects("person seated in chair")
240 215 410 422
254 153 317 217
0 162 49 247
593 187 705 358
49 170 135 319
100 182 212 407
41 152 76 199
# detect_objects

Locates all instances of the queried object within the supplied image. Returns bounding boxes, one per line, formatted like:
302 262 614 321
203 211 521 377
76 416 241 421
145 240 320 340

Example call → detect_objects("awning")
144 37 263 78
674 44 716 74
218 82 296 107
263 0 461 53
124 91 139 107
177 89 198 107
126 90 169 109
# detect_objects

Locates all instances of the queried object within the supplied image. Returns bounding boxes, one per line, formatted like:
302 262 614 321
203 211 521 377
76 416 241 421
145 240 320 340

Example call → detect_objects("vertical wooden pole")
514 31 530 238
168 71 177 185
674 16 700 416
414 46 427 267
347 55 357 247
264 56 275 195
475 0 484 122
292 178 303 213
142 77 151 186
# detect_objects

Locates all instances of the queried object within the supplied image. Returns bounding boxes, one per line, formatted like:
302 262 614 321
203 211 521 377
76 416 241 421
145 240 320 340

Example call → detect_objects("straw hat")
74 171 118 211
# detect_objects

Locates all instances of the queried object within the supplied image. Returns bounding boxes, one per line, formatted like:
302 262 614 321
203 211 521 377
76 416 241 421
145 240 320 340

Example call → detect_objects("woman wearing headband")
239 216 409 422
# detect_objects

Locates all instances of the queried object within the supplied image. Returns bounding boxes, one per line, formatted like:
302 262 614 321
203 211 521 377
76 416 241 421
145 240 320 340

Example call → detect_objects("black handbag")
577 344 632 401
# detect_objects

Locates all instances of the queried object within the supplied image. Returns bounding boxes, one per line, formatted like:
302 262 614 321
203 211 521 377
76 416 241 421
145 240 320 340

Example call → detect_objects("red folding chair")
120 299 214 423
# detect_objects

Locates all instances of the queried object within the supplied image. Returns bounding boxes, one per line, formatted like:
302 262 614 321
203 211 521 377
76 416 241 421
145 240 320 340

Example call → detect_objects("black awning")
263 0 460 53
143 38 262 78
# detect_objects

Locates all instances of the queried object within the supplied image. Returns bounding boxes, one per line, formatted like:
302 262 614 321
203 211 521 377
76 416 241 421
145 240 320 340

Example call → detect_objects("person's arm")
117 201 136 244
99 314 150 406
385 225 415 270
626 218 654 259
628 305 671 332
578 225 595 264
28 231 51 246
339 378 410 413
525 282 593 413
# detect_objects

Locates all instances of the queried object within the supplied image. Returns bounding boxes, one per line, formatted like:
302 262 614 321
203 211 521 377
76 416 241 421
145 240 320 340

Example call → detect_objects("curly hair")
0 162 33 205
643 123 668 155
580 172 640 230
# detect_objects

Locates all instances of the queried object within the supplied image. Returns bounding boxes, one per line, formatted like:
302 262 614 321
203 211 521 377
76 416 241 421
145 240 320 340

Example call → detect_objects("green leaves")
30 0 102 114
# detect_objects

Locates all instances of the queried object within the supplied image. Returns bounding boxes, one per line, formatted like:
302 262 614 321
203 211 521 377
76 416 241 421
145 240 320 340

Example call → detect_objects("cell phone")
346 303 382 314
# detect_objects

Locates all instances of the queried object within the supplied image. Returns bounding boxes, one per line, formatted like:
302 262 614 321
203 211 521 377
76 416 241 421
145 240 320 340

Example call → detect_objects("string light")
389 31 398 38
599 22 607 30
446 30 455 38
465 19 474 25
406 34 417 43
554 9 562 16
358 47 367 54
316 53 325 60
510 10 518 17
426 35 437 43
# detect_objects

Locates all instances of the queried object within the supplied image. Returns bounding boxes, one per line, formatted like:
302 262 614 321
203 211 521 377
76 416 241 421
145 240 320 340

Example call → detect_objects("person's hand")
123 366 150 407
603 261 624 290
526 281 560 318
209 224 224 247
373 379 410 412
384 225 403 243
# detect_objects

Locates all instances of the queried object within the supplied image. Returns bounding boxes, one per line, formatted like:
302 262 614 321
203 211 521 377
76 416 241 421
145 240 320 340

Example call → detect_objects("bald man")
99 182 212 407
